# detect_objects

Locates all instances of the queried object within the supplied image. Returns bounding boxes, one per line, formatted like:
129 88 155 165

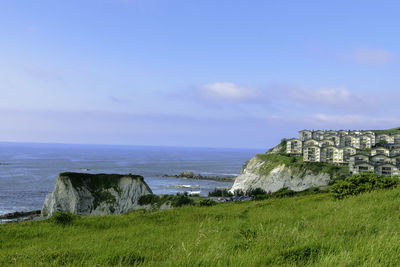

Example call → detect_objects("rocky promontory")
230 143 349 194
42 172 152 217
163 171 236 182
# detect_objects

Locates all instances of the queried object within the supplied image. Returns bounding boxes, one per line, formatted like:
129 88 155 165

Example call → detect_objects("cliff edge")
231 142 349 193
42 172 152 217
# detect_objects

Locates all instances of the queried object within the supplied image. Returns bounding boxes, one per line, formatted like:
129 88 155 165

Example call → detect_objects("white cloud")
353 48 395 65
200 82 257 101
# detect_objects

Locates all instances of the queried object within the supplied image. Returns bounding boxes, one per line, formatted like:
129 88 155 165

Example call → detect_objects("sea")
0 142 264 216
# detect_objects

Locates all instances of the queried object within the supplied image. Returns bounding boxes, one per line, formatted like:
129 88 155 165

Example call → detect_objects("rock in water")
42 172 152 217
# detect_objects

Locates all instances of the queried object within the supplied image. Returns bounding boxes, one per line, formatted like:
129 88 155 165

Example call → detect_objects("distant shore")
162 171 237 182
0 210 41 224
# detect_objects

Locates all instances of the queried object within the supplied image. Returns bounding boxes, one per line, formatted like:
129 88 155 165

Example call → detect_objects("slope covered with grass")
373 127 400 135
2 186 400 266
255 153 349 179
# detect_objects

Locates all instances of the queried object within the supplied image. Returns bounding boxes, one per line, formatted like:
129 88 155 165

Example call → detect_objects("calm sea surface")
0 142 264 215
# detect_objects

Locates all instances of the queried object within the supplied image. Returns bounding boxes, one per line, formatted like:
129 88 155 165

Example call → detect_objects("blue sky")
1 0 400 148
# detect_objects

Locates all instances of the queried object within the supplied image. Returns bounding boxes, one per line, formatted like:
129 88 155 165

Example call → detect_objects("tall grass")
2 188 400 266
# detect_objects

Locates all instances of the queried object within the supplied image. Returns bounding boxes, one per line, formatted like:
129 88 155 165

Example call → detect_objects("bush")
233 189 245 196
276 138 287 155
254 194 268 200
252 187 321 200
138 194 160 206
171 194 194 207
331 171 399 199
272 188 296 198
51 212 76 226
199 199 217 207
246 188 266 196
208 189 233 197
377 140 388 146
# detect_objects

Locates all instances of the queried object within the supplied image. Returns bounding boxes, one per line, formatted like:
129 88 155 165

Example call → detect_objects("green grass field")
2 188 400 266
373 127 400 135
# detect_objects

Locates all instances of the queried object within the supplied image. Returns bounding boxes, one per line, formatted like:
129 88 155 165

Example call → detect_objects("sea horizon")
0 142 264 216
0 140 268 151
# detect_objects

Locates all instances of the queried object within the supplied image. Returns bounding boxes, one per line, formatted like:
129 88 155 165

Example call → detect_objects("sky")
1 0 400 148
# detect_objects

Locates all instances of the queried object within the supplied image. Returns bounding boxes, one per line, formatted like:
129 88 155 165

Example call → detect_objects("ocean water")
0 142 264 215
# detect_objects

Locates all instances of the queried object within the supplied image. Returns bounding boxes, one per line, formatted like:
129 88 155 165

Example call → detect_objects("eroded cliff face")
230 155 333 194
42 173 152 217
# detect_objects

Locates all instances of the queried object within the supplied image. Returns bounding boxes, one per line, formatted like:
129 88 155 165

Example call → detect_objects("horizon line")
0 140 266 151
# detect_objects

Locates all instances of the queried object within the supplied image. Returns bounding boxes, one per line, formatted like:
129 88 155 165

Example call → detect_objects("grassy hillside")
2 188 400 266
255 153 349 180
373 127 400 135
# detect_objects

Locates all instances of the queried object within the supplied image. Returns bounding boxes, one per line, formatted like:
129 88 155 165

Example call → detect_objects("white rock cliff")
230 155 332 194
42 173 152 216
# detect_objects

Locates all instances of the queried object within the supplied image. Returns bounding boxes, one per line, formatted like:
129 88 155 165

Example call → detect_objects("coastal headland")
2 128 400 265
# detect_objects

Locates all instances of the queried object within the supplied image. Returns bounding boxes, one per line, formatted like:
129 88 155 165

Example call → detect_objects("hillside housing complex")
286 130 400 176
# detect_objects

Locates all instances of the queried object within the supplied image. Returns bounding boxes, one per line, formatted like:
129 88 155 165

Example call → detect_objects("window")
359 166 369 172
382 167 392 176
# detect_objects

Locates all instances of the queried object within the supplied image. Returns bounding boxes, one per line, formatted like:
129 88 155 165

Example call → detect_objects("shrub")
246 188 266 196
278 139 288 155
138 194 160 206
272 187 296 198
253 187 321 200
254 194 268 200
51 212 76 226
377 140 388 146
331 171 399 199
199 199 217 207
233 189 245 196
171 194 194 207
208 189 233 197
309 187 320 193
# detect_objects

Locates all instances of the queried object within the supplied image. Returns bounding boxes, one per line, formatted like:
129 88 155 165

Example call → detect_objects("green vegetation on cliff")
255 153 349 179
2 186 400 265
61 172 144 191
137 193 195 208
373 127 400 135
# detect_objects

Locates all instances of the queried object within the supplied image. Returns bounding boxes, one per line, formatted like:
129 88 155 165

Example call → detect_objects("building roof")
304 138 320 142
372 147 390 151
371 154 390 159
320 140 335 144
305 145 320 149
350 153 369 158
324 134 339 137
376 162 398 168
321 145 340 150
342 146 357 150
355 162 375 167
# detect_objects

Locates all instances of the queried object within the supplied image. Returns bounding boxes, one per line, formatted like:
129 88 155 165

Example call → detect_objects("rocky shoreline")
0 210 42 224
162 171 236 182
0 171 236 224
